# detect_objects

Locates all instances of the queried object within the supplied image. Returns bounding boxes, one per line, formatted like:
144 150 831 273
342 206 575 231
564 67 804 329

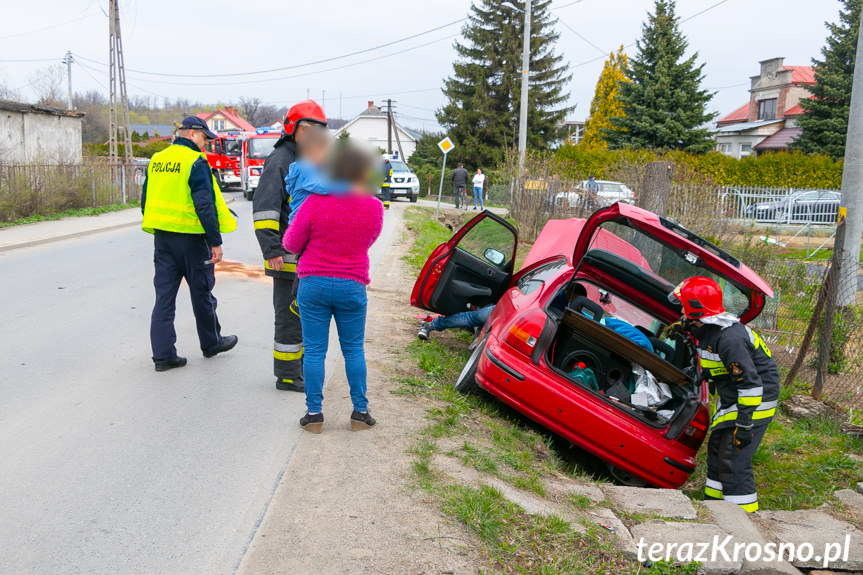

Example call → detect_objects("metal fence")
0 160 140 223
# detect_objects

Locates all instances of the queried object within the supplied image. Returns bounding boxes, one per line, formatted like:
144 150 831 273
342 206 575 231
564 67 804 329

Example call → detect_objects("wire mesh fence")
0 160 141 223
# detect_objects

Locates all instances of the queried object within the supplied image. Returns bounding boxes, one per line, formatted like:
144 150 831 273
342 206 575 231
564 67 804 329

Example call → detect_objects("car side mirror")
484 248 505 266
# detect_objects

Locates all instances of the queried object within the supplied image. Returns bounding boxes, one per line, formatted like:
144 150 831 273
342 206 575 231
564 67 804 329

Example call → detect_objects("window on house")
212 119 225 131
740 143 753 156
757 99 777 121
717 143 732 154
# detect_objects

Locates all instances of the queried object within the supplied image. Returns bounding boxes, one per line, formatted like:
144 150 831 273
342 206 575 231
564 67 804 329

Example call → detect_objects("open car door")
411 211 518 315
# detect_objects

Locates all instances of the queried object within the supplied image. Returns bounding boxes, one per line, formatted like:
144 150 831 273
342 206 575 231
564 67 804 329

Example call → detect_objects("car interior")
546 279 701 427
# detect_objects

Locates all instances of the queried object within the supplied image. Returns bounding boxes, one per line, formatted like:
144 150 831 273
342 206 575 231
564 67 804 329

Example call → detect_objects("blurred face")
185 129 209 150
304 141 329 166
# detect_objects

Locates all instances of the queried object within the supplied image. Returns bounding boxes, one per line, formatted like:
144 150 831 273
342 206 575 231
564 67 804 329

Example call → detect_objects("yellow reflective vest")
142 143 237 235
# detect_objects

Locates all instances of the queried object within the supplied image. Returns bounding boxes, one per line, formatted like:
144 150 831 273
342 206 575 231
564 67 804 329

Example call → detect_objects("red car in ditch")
411 203 773 488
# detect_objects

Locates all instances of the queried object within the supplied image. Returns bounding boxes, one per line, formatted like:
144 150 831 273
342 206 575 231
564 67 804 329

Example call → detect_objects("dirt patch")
237 210 484 575
216 260 269 281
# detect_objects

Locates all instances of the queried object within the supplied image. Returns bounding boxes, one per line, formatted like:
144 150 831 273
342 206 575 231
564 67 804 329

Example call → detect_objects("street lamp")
502 0 532 172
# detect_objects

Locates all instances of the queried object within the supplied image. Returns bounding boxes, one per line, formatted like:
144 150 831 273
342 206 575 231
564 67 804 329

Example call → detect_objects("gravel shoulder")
237 207 484 575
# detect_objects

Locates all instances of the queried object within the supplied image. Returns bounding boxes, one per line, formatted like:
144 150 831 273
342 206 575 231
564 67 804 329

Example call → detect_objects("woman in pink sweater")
283 146 384 433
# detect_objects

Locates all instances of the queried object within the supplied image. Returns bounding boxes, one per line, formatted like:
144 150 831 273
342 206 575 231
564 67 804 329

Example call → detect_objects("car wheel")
454 334 487 394
410 194 418 203
244 190 254 201
606 463 650 487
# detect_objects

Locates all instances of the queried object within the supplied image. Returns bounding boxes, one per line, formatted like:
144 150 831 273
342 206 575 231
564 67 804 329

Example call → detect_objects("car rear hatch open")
570 202 773 324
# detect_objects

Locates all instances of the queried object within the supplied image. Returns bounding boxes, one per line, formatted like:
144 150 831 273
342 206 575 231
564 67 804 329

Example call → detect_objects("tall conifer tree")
606 0 715 152
438 0 573 167
581 47 629 148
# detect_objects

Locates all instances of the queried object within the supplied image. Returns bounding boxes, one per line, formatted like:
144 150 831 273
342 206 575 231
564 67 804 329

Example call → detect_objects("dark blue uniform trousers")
150 230 223 362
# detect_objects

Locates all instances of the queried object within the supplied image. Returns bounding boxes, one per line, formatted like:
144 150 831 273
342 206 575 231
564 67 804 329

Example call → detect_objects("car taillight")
676 404 709 450
504 311 545 356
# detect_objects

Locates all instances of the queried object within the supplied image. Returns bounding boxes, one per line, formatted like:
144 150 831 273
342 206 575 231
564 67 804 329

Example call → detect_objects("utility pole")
62 51 73 110
386 98 392 155
108 0 133 201
838 13 863 306
517 0 532 172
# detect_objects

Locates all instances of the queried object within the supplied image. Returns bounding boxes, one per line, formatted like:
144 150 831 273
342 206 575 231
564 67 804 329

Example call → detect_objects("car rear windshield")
585 221 751 317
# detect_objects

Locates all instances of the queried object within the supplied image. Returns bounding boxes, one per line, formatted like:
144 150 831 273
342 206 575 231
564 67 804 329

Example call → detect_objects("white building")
332 102 419 160
0 99 85 164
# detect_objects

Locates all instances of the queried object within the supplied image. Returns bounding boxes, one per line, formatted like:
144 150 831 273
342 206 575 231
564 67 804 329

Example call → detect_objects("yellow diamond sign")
437 137 455 154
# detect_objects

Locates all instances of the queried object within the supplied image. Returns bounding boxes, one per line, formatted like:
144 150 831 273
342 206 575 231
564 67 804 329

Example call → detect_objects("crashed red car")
411 203 773 488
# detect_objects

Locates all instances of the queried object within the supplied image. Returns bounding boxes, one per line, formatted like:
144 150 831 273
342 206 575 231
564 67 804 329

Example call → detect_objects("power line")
75 18 466 79
0 12 98 41
0 57 63 63
554 13 606 55
75 33 458 87
568 0 733 69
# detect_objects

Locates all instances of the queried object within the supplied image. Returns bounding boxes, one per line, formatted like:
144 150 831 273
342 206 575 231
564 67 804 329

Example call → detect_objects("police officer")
671 277 779 513
380 158 392 210
142 116 238 371
253 100 327 392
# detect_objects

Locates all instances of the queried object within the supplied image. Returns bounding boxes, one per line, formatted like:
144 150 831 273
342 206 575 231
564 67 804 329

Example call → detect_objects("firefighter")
252 100 327 392
670 277 779 513
142 116 238 371
381 158 392 209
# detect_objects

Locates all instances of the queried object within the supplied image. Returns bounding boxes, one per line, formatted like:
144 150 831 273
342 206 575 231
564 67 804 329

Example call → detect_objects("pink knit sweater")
283 193 384 285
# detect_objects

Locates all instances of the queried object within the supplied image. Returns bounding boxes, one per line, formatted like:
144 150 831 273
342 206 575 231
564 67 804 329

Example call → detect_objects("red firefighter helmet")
670 276 725 319
283 99 327 135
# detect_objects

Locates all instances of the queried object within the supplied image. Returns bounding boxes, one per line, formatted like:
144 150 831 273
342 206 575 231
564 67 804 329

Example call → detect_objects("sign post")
436 137 455 219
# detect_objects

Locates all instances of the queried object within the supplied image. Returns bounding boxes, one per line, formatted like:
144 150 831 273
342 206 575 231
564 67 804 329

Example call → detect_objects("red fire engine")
239 127 281 201
204 133 243 190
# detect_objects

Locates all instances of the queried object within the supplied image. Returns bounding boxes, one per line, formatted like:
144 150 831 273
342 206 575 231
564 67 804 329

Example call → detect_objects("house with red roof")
714 57 815 159
196 106 255 133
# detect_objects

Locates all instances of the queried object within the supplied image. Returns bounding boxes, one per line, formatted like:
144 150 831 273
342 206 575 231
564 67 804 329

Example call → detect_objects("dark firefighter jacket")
252 135 297 279
691 321 780 430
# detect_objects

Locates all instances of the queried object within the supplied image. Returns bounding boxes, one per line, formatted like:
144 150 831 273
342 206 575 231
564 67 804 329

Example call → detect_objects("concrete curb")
0 220 141 253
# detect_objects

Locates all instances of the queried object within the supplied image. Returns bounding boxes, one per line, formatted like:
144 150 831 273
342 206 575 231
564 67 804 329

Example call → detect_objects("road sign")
437 137 455 154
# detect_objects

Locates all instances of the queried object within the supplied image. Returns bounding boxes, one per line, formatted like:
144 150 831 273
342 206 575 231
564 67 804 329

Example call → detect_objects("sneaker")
276 378 305 392
155 356 187 372
300 412 324 433
417 322 432 341
350 410 376 430
203 335 238 358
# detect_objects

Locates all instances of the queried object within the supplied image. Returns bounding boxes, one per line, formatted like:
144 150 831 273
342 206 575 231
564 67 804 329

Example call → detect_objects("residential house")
129 123 174 141
196 106 255 133
562 119 585 145
0 99 85 164
332 102 419 160
714 57 815 159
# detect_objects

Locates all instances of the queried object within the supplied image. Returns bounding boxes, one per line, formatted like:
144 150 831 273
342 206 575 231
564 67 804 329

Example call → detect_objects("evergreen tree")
606 0 715 152
794 0 862 160
437 0 572 168
581 46 629 148
131 130 141 143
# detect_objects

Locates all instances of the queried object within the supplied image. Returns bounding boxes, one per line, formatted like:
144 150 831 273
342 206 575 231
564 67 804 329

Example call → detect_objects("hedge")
556 145 843 189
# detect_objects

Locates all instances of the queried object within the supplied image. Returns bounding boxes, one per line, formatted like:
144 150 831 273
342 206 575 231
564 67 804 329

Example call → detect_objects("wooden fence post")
814 216 846 400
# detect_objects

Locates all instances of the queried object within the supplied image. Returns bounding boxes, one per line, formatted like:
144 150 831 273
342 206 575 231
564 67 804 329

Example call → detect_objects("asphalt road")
0 191 397 575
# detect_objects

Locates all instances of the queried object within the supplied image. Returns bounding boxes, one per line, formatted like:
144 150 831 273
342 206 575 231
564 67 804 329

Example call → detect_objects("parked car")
746 190 840 224
411 203 773 488
379 158 420 203
555 180 635 211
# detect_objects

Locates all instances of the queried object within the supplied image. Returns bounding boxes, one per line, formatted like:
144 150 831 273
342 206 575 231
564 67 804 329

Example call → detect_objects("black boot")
276 378 305 392
300 412 324 433
203 335 238 358
350 410 376 430
155 356 187 372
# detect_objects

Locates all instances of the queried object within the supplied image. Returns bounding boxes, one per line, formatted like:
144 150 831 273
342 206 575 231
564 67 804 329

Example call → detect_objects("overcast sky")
0 0 843 132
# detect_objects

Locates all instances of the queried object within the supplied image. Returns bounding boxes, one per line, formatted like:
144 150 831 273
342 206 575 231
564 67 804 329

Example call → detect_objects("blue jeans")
473 186 484 209
429 305 494 332
297 276 369 414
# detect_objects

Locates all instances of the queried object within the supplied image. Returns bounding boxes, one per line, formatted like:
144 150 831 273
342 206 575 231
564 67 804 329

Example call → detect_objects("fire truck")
204 133 243 190
239 127 282 201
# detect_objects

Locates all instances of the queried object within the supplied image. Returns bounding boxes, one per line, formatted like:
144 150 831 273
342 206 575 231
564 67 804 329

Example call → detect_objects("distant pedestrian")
283 145 384 433
141 116 238 371
472 168 486 210
380 157 392 210
451 162 469 209
584 174 599 212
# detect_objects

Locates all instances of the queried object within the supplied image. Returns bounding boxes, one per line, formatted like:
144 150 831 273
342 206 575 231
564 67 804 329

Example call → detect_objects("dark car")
746 190 841 224
411 204 773 488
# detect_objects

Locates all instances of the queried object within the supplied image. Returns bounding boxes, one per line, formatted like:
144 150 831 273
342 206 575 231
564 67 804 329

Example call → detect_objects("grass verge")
0 201 139 228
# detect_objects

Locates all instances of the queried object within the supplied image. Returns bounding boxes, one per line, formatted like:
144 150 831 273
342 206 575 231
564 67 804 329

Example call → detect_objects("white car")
382 159 420 202
556 180 635 209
